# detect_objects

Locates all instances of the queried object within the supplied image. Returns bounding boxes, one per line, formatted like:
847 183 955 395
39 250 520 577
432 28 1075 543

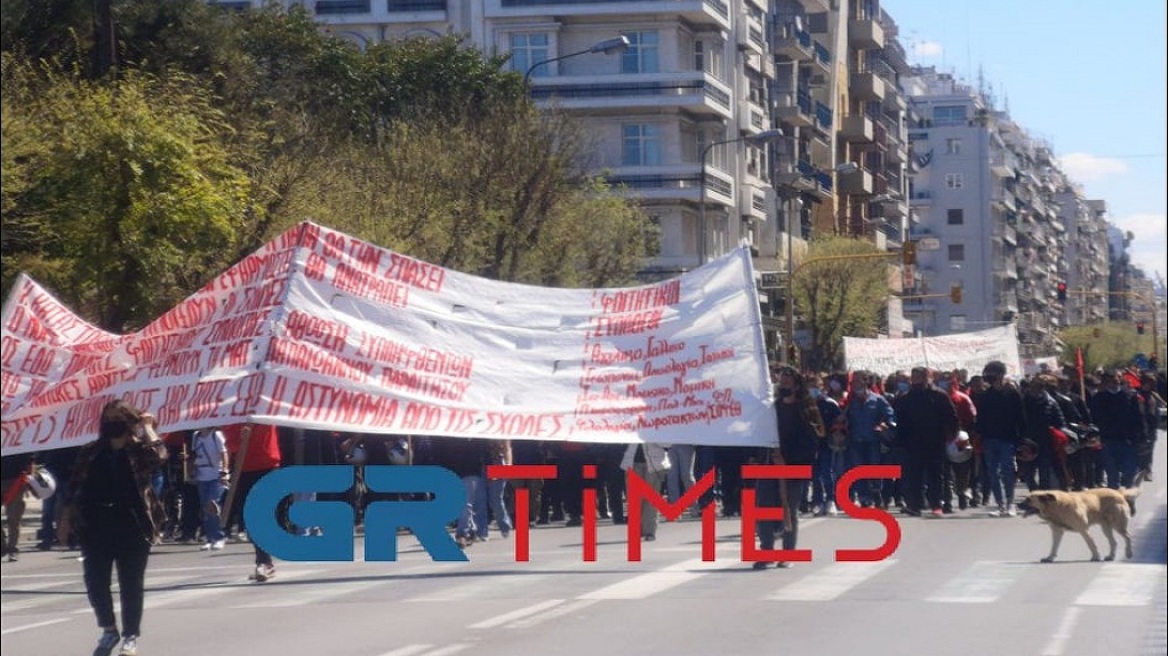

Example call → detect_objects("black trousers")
82 525 151 637
903 450 946 511
235 469 275 567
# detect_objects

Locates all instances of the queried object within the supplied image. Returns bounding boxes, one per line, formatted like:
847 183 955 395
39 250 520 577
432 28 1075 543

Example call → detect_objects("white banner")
1 223 778 456
843 324 1023 377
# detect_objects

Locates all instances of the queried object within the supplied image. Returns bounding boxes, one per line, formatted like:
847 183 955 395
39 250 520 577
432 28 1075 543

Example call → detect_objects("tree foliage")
0 0 653 331
793 235 892 370
1058 324 1161 372
1 56 250 330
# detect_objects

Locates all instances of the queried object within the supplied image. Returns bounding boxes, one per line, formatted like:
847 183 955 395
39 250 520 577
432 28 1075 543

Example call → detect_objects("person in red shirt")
938 371 977 511
222 423 282 582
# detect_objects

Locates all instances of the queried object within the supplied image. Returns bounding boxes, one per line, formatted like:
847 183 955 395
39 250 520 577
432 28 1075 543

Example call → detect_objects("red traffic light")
1056 282 1067 302
1137 322 1146 335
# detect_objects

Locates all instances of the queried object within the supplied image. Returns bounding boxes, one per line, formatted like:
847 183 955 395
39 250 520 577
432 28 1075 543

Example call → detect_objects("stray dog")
1018 481 1142 563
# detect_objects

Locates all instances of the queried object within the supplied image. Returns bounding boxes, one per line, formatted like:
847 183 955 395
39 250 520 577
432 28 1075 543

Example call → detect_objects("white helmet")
947 431 973 464
26 468 57 500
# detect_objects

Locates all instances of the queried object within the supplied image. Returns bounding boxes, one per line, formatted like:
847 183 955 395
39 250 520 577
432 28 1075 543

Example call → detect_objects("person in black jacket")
972 361 1026 517
1021 376 1067 491
1087 369 1143 488
893 367 959 516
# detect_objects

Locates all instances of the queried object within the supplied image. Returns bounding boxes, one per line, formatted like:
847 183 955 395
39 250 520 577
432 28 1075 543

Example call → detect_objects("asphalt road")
3 434 1165 656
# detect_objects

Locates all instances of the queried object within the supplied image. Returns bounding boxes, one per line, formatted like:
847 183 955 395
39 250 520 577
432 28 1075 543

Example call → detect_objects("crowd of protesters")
1 362 1164 653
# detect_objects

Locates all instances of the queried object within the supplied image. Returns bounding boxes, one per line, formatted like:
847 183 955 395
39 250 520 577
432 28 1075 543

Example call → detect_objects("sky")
880 0 1168 287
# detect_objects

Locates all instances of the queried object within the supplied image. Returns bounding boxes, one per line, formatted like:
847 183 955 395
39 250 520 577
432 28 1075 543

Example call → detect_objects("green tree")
1 58 251 330
793 235 892 370
1059 324 1160 372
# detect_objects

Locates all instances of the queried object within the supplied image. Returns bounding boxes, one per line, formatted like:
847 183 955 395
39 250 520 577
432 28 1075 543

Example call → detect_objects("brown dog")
1018 484 1142 563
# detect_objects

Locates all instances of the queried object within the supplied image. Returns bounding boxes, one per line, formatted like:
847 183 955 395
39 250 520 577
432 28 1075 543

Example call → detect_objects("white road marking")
1041 606 1082 656
376 645 435 656
0 618 71 635
766 560 897 602
927 561 1028 604
504 599 599 630
419 644 472 656
406 574 552 602
467 599 565 629
578 558 737 600
1074 563 1164 606
1 577 82 592
231 577 391 608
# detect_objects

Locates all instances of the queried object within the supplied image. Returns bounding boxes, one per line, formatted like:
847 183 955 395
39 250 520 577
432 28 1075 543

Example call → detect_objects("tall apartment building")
900 67 1075 356
1057 191 1110 326
217 0 916 353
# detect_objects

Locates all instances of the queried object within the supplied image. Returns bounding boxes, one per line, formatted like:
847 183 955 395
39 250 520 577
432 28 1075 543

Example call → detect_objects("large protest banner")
843 324 1023 377
2 223 778 456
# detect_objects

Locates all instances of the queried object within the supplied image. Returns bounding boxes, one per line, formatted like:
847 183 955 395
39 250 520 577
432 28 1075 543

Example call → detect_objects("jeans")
1101 441 1138 489
474 474 512 539
666 445 696 503
196 479 226 543
83 526 151 637
982 439 1018 509
457 475 482 538
847 440 884 504
812 446 846 506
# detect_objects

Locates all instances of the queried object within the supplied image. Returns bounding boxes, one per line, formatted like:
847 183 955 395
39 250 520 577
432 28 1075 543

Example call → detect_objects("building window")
934 105 967 125
694 40 703 71
945 138 961 155
950 314 967 331
622 124 661 166
621 31 659 74
947 208 964 225
948 244 965 262
946 173 963 189
509 33 550 77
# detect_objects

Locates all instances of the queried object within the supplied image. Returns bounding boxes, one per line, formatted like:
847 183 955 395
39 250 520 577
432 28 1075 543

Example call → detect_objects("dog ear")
1032 493 1054 503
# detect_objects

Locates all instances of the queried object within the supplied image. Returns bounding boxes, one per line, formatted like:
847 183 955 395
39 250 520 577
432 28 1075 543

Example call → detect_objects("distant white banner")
1 223 778 456
843 325 1023 377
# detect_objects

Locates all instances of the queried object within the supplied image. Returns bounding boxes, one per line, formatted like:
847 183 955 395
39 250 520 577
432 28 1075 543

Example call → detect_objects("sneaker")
929 508 944 517
776 561 792 569
253 564 276 583
93 629 120 656
7 547 18 562
210 539 227 551
118 635 138 656
987 506 1004 517
1005 504 1018 517
827 501 839 517
199 542 213 551
752 561 772 570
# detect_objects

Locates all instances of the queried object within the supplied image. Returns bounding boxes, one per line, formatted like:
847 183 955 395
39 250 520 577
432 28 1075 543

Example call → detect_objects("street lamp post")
697 128 784 265
524 36 631 87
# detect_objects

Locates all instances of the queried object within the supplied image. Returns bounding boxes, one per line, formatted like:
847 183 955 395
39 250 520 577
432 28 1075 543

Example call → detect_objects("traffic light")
1137 321 1146 335
1057 282 1067 303
949 283 962 304
902 240 917 266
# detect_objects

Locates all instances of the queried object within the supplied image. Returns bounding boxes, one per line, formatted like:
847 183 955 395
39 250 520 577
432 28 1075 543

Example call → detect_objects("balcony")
909 190 932 206
887 141 907 164
738 99 769 134
773 24 814 61
838 167 874 195
530 72 732 119
814 101 833 133
316 0 370 14
882 89 907 112
849 16 886 49
997 223 1018 246
497 0 730 29
775 89 814 127
841 114 875 143
849 71 886 101
812 41 832 72
387 0 445 10
993 190 1017 213
990 152 1015 178
737 11 766 55
739 183 769 222
606 165 703 203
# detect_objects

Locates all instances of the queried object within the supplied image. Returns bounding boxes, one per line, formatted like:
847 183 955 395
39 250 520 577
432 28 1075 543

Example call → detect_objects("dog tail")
1121 478 1143 515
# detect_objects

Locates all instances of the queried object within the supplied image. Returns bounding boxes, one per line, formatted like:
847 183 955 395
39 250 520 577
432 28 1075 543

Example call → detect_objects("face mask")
778 388 793 399
896 382 910 394
937 382 950 391
101 420 129 440
809 388 822 400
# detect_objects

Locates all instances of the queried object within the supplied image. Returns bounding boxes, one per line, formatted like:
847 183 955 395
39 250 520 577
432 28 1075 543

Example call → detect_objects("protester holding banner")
58 400 167 656
223 423 281 582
